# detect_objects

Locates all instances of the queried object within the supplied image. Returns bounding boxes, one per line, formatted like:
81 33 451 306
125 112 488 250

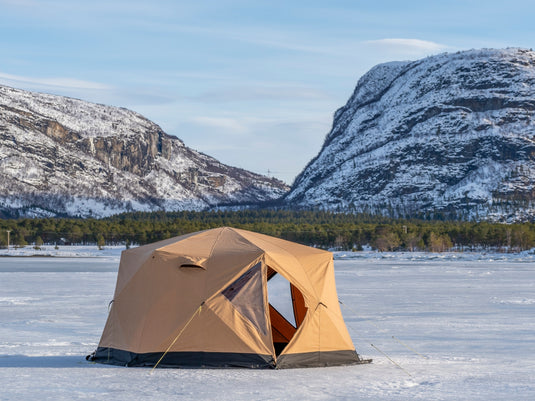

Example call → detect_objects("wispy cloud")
179 112 332 183
365 38 449 54
193 85 330 103
190 116 250 135
0 71 179 108
0 0 36 5
0 71 111 91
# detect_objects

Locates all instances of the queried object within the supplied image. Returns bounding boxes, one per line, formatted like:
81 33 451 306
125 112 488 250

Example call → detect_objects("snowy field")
1 247 534 400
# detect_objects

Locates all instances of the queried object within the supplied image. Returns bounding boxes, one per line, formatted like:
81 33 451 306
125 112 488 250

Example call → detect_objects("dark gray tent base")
88 347 370 369
277 350 371 369
89 347 275 368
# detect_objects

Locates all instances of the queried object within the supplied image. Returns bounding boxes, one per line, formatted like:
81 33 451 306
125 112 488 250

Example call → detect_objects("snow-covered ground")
1 248 534 400
0 244 125 258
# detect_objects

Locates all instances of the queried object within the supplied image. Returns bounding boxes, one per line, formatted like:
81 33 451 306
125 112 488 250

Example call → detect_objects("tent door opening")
267 267 307 356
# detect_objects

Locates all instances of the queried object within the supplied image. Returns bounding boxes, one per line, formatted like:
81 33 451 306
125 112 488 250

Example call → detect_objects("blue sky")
1 0 534 184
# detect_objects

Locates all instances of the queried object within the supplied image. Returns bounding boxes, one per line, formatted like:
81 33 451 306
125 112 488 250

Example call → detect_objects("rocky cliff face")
0 85 288 218
285 48 535 222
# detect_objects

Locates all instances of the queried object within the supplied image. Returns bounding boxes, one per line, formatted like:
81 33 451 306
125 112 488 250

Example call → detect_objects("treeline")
1 210 535 252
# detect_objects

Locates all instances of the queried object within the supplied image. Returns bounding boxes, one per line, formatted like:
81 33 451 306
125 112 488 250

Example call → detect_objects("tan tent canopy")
89 227 368 368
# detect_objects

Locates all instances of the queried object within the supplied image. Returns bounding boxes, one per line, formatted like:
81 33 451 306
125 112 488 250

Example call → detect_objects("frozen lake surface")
1 249 534 400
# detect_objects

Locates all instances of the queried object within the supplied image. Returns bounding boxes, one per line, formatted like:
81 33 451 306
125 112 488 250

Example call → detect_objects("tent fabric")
90 227 366 369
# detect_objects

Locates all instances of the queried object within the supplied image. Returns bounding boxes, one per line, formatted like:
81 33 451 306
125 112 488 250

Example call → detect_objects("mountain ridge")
0 84 288 218
285 48 535 222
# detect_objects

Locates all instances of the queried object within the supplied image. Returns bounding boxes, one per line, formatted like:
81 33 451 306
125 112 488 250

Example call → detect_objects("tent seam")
235 228 321 301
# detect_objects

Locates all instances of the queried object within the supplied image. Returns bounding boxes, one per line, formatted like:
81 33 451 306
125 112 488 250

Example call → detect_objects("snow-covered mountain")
285 48 535 222
0 85 288 218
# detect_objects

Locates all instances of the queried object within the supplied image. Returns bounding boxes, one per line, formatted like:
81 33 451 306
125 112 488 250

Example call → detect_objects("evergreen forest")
1 210 535 252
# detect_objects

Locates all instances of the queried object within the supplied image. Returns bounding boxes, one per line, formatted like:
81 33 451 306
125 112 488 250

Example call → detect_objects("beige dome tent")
89 227 368 368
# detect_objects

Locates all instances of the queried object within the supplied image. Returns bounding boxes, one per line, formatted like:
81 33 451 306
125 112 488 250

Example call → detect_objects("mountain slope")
0 85 288 218
285 48 535 221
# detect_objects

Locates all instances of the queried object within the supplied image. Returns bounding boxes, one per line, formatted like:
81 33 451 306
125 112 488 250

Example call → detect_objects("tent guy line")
150 302 204 373
339 299 429 360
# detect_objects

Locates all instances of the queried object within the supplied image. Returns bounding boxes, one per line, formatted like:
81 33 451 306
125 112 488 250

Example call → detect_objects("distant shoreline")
0 254 107 258
0 245 125 259
0 245 533 263
0 254 56 258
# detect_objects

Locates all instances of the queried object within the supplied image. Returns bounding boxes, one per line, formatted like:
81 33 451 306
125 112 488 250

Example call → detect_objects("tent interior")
266 267 306 356
219 260 308 358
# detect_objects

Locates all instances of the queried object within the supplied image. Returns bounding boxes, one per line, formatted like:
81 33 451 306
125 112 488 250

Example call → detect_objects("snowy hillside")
285 48 535 222
0 85 288 218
